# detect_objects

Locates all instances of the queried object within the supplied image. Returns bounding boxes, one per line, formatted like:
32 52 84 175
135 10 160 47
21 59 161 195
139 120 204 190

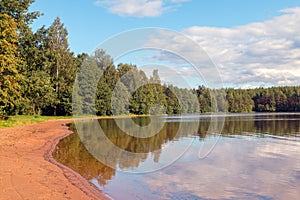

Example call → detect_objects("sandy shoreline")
0 119 108 200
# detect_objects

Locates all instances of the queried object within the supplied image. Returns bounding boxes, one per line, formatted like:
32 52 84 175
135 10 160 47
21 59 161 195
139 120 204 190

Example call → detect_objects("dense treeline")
0 0 299 117
1 0 78 116
225 87 300 113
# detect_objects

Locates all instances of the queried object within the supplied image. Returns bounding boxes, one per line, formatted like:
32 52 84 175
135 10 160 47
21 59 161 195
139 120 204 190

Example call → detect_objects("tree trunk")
54 37 59 116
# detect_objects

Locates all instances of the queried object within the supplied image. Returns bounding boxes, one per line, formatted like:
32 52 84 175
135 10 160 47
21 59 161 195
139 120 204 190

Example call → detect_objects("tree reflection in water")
53 114 300 189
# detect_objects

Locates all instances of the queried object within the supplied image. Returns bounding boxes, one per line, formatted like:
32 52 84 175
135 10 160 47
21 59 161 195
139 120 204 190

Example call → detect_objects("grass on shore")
0 113 157 128
0 115 72 128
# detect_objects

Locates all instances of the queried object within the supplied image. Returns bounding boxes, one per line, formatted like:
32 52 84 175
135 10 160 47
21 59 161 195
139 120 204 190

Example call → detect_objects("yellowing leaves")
0 14 23 114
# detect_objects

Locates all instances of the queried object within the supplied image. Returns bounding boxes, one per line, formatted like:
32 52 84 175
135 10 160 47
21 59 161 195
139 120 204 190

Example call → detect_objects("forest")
1 0 300 118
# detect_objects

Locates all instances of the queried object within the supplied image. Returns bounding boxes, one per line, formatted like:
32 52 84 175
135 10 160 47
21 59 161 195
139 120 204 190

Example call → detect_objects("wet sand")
0 119 108 200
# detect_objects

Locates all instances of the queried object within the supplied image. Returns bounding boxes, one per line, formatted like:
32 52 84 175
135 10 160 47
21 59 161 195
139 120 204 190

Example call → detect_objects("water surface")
53 113 300 199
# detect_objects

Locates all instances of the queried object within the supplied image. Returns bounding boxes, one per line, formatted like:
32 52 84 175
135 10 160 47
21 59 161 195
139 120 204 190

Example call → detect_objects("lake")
53 113 300 200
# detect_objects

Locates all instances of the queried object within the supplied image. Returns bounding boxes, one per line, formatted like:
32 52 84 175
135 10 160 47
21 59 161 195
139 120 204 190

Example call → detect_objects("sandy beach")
0 119 108 200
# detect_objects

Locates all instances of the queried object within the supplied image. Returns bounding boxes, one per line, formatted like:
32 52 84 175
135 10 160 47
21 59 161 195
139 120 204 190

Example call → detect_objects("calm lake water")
53 113 300 200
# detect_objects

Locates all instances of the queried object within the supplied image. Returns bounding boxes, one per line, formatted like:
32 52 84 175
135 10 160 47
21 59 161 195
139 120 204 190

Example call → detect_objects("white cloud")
143 7 300 87
184 7 300 87
141 30 223 88
143 139 300 199
94 0 190 17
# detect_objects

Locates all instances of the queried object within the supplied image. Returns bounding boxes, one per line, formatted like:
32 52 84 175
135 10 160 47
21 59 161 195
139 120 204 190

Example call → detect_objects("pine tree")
45 17 77 115
76 55 101 115
0 0 40 26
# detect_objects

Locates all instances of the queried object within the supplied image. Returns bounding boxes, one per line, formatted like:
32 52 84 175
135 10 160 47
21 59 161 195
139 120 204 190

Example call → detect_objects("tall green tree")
0 0 40 26
45 17 77 115
0 0 40 74
75 55 101 115
196 86 211 113
111 81 130 115
27 70 55 115
93 49 116 116
0 14 23 116
164 85 181 114
18 26 56 115
1 0 42 115
96 77 111 116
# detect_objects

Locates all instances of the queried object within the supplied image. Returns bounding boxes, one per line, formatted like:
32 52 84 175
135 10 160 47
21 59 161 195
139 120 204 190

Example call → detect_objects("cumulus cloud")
143 139 300 199
94 0 190 17
140 29 223 88
185 7 300 87
144 7 300 87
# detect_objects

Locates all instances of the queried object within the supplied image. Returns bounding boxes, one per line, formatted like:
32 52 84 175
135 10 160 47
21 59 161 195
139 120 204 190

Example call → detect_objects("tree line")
0 0 299 117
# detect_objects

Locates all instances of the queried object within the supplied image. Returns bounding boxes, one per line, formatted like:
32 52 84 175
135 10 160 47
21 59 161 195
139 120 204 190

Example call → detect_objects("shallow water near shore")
53 113 300 199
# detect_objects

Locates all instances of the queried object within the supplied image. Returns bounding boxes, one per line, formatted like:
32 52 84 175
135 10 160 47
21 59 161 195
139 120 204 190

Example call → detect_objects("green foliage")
27 70 55 115
1 1 299 118
92 58 300 115
226 89 254 113
93 50 115 116
196 86 212 113
253 86 300 112
0 14 23 116
111 82 129 115
164 86 181 114
0 0 40 25
75 56 101 115
96 76 112 116
44 17 77 116
0 115 71 128
129 85 152 115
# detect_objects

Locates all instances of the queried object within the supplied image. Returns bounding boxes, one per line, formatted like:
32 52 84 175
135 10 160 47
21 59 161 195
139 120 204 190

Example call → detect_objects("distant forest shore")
1 1 299 118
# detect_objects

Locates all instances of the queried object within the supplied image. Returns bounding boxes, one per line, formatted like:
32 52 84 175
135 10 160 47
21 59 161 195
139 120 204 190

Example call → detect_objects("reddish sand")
0 119 108 200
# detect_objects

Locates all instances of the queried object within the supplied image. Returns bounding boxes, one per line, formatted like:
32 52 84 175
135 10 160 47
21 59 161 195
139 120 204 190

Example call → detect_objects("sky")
29 0 300 88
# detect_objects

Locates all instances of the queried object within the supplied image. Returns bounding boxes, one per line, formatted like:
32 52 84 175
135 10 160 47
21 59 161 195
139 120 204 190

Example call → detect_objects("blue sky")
29 0 299 54
29 0 300 88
